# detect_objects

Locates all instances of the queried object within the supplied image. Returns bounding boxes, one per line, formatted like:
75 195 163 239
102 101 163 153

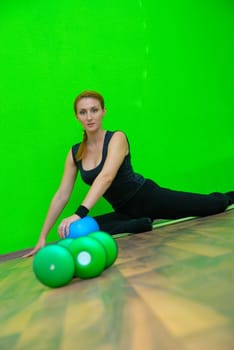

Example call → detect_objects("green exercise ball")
69 236 106 279
57 238 74 250
89 231 118 269
33 244 75 288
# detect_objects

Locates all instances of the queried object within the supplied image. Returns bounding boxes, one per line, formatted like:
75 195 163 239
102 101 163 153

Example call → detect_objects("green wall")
1 0 234 254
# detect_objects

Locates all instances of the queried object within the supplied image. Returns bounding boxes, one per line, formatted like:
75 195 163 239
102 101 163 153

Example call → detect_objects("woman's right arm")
23 149 78 257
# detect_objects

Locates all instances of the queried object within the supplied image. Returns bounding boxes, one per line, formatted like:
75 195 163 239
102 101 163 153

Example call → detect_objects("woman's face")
75 97 106 132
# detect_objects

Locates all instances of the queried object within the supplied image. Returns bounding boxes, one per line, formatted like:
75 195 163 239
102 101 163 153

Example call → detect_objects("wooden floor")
1 209 234 350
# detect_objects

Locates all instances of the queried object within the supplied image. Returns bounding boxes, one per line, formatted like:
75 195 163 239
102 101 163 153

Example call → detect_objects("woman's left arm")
82 131 128 210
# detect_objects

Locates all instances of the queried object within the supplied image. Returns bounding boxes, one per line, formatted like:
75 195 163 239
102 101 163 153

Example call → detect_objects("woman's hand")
22 237 46 258
58 214 80 238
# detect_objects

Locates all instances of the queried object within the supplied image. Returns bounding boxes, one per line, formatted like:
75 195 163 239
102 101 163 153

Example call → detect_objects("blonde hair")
74 91 105 160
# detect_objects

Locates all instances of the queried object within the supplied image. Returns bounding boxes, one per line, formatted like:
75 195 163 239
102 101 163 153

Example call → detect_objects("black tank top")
71 131 145 209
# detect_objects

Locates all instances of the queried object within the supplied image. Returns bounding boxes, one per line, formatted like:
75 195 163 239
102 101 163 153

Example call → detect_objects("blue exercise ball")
67 216 100 239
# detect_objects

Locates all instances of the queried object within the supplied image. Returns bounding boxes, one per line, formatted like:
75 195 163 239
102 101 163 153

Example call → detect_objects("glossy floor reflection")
1 209 234 350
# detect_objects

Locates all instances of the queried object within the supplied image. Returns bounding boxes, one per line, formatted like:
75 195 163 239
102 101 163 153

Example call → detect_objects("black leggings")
94 179 232 235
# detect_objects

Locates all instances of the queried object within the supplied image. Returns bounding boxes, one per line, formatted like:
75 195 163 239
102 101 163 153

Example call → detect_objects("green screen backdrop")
1 0 234 254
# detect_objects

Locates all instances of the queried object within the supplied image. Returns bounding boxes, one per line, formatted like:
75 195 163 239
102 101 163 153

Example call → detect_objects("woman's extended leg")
93 212 152 235
118 179 233 220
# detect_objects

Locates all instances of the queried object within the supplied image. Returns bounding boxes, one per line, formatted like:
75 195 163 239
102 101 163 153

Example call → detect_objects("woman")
24 90 234 257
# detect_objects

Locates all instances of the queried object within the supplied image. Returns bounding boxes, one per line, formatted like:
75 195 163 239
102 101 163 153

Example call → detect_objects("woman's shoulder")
104 130 127 144
71 142 81 165
107 130 127 138
105 131 129 153
71 142 81 152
